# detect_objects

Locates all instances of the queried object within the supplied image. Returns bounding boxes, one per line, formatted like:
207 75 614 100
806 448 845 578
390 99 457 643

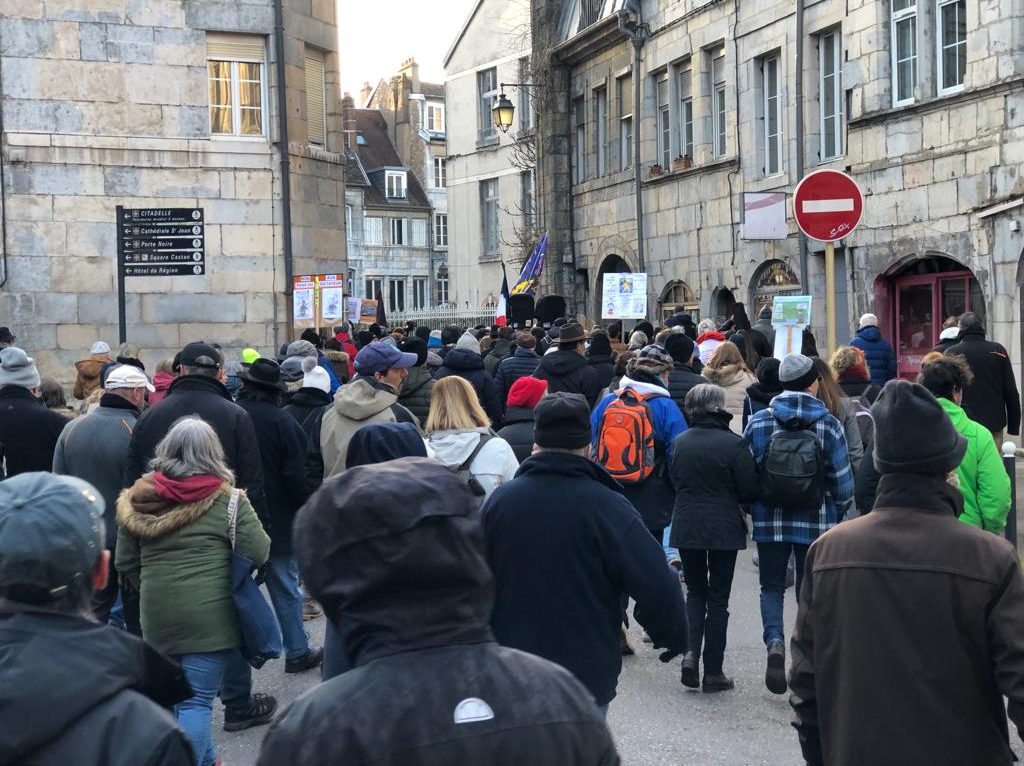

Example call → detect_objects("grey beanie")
872 380 967 476
0 347 41 390
456 331 481 354
286 340 318 359
779 353 818 391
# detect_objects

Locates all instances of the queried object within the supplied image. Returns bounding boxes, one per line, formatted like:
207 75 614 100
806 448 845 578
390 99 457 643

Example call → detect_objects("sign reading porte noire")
117 206 205 277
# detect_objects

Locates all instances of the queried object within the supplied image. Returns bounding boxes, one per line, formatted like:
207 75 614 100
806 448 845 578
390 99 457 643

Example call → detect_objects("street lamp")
492 92 515 134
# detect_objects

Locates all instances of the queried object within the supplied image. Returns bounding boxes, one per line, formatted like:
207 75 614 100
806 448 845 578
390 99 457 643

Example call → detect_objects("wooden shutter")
618 75 633 118
206 33 265 61
411 219 427 247
305 54 326 146
712 50 725 85
678 66 692 101
364 217 383 244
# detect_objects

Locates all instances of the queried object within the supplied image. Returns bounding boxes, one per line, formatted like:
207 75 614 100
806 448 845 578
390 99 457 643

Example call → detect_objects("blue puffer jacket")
494 348 540 407
848 326 896 387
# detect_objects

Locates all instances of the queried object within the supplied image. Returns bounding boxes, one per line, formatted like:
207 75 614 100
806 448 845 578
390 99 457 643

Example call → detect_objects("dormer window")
386 170 407 199
425 103 445 133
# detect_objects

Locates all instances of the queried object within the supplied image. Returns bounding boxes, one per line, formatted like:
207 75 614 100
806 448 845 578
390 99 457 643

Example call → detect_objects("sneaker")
620 627 634 656
302 598 323 621
680 652 699 689
765 641 787 695
223 693 278 732
285 647 324 674
702 673 735 693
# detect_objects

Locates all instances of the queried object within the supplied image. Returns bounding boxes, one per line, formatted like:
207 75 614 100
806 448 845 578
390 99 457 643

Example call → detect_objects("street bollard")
1002 441 1018 550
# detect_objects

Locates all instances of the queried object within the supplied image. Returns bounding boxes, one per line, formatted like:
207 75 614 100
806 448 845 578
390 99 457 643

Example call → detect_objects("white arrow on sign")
801 199 855 213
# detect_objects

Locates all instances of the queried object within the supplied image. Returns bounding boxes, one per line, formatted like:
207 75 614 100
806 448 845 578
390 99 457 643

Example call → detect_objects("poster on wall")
771 295 813 359
319 274 345 324
293 275 316 327
347 298 379 324
602 272 648 319
741 193 788 240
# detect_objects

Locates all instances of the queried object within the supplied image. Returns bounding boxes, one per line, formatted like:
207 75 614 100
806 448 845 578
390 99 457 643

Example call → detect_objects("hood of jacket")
440 347 485 372
427 427 489 468
488 338 513 359
425 350 443 368
165 373 233 401
513 346 538 360
937 397 970 431
857 325 883 343
515 451 623 493
538 348 587 376
746 381 784 407
74 354 112 375
587 354 613 367
616 374 670 398
0 604 190 762
501 406 535 425
767 391 829 427
703 363 751 387
402 365 434 396
294 458 493 666
873 472 965 519
688 410 734 431
333 377 399 421
152 370 175 393
288 386 332 409
346 422 428 469
116 476 230 540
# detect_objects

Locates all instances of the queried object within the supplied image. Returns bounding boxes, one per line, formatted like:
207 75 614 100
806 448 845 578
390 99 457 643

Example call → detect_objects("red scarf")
152 472 224 503
697 331 727 344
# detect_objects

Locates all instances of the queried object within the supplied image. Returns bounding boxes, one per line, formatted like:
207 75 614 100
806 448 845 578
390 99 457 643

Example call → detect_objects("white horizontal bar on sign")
802 198 854 213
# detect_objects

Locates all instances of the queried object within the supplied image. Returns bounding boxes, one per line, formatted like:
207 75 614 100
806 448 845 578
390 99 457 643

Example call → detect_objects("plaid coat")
743 391 854 544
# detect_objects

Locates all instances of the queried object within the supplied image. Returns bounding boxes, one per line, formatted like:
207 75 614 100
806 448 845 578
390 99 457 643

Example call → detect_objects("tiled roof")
422 82 444 99
353 109 431 211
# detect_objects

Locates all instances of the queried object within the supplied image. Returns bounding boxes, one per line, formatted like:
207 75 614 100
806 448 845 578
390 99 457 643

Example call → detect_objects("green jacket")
116 480 270 656
938 397 1011 533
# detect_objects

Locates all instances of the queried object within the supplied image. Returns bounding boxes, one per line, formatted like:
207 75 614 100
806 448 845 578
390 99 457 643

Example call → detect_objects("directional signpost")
793 170 864 356
116 206 205 342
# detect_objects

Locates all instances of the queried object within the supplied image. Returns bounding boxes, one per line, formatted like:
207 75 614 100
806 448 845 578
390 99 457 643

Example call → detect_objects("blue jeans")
662 525 680 566
757 541 809 647
177 651 231 766
264 555 310 660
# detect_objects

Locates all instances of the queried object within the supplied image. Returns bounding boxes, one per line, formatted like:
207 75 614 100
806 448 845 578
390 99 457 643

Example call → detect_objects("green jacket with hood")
938 397 1011 533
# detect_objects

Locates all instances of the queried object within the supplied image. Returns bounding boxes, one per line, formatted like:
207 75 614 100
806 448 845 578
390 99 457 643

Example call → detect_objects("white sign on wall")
602 273 648 319
741 192 788 240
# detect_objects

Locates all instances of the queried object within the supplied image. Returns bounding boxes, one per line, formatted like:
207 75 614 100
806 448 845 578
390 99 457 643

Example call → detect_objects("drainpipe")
0 48 8 288
273 0 294 343
618 9 647 274
795 0 809 289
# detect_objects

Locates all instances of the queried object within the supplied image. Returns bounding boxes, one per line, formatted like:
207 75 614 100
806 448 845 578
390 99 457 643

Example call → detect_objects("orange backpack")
595 389 656 484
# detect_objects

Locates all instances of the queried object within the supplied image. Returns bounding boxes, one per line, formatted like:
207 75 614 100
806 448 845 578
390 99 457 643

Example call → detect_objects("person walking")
396 337 435 428
789 380 1024 766
117 418 271 764
752 305 776 348
53 365 153 622
0 473 194 766
697 319 727 365
664 333 704 418
0 347 69 478
534 322 603 409
259 457 618 765
848 313 896 387
701 342 757 435
743 353 853 695
426 376 519 502
945 311 1022 442
829 345 880 403
484 392 689 713
810 357 865 472
669 384 758 693
916 353 1011 533
235 359 323 675
494 331 541 406
742 357 783 431
73 341 114 401
497 376 547 463
433 331 503 426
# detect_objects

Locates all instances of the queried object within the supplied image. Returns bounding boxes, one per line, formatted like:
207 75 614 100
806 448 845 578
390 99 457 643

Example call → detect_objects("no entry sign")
793 169 864 242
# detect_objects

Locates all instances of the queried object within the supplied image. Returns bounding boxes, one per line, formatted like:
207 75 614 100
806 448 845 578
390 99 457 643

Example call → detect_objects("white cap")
939 326 959 340
858 313 879 330
105 365 155 393
90 341 111 355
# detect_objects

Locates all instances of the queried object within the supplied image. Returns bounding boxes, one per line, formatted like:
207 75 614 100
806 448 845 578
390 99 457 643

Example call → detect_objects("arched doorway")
877 254 984 378
714 287 736 324
750 260 801 316
596 254 632 321
659 280 698 322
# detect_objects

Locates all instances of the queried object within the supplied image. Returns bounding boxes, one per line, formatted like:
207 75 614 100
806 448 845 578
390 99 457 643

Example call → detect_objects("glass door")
896 280 935 378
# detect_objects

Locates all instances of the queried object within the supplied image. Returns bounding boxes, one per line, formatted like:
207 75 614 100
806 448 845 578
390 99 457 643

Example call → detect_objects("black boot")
223 692 278 732
285 647 324 674
765 640 787 695
702 673 735 693
680 652 699 688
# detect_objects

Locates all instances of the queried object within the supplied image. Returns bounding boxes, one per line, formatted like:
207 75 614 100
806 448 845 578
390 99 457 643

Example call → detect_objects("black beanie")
755 357 782 390
414 325 431 343
663 332 695 365
872 380 967 476
534 392 592 450
399 337 428 367
300 328 324 349
588 332 612 357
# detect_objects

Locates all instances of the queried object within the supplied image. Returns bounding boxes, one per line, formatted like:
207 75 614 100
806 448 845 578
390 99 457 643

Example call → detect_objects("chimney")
342 92 356 152
359 81 373 108
400 57 419 91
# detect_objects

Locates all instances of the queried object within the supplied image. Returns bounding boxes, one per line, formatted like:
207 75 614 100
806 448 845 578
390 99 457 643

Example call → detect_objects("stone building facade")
0 0 347 382
529 0 1023 382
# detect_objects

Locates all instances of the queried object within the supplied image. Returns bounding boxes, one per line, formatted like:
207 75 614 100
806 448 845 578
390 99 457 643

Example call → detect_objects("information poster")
771 295 813 359
601 272 648 319
347 298 379 324
318 274 345 324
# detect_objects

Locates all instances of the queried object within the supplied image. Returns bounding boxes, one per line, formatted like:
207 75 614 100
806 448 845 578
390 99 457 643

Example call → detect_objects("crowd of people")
0 304 1022 766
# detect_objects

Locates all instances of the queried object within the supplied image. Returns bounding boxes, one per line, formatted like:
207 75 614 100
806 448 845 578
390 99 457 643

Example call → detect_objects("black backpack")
448 434 494 508
759 418 826 511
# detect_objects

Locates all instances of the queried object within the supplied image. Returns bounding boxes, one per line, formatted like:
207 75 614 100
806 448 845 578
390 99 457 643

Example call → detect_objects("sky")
339 0 479 102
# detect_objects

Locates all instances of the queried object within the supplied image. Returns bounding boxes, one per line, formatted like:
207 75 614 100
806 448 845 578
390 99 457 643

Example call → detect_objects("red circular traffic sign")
793 169 864 242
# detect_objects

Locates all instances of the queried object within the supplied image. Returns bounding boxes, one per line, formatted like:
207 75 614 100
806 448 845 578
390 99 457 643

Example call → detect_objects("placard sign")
771 295 813 359
293 275 316 327
318 275 345 324
601 272 648 319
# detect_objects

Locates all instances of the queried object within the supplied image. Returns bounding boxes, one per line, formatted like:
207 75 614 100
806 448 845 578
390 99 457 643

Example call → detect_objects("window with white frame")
304 51 326 146
521 170 535 229
389 279 406 313
410 219 427 247
656 74 670 169
478 67 498 140
365 277 383 300
481 178 499 256
937 0 966 93
434 213 448 247
594 85 608 176
676 63 694 161
762 55 782 175
364 216 383 245
711 48 727 158
519 57 534 131
413 278 428 310
573 97 586 184
433 157 447 188
819 30 843 161
390 218 405 246
618 75 633 170
345 205 353 239
425 102 445 133
436 274 449 305
386 170 407 199
891 0 918 105
206 34 266 137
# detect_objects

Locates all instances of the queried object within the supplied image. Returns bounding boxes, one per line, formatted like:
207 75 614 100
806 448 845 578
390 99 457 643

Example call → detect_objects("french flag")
495 264 509 327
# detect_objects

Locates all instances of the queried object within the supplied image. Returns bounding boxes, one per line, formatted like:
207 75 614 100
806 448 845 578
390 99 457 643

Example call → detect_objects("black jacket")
533 350 603 409
0 386 68 477
482 452 688 705
483 338 514 376
946 331 1022 435
267 459 617 766
837 378 881 404
587 354 615 392
667 362 704 418
397 365 435 427
494 348 540 406
237 393 310 554
496 407 535 463
433 348 503 425
283 386 332 442
125 375 269 524
668 411 758 550
0 603 193 766
742 381 783 431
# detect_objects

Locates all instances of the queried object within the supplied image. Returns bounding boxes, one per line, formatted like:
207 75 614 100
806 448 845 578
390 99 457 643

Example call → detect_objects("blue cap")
354 341 418 376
